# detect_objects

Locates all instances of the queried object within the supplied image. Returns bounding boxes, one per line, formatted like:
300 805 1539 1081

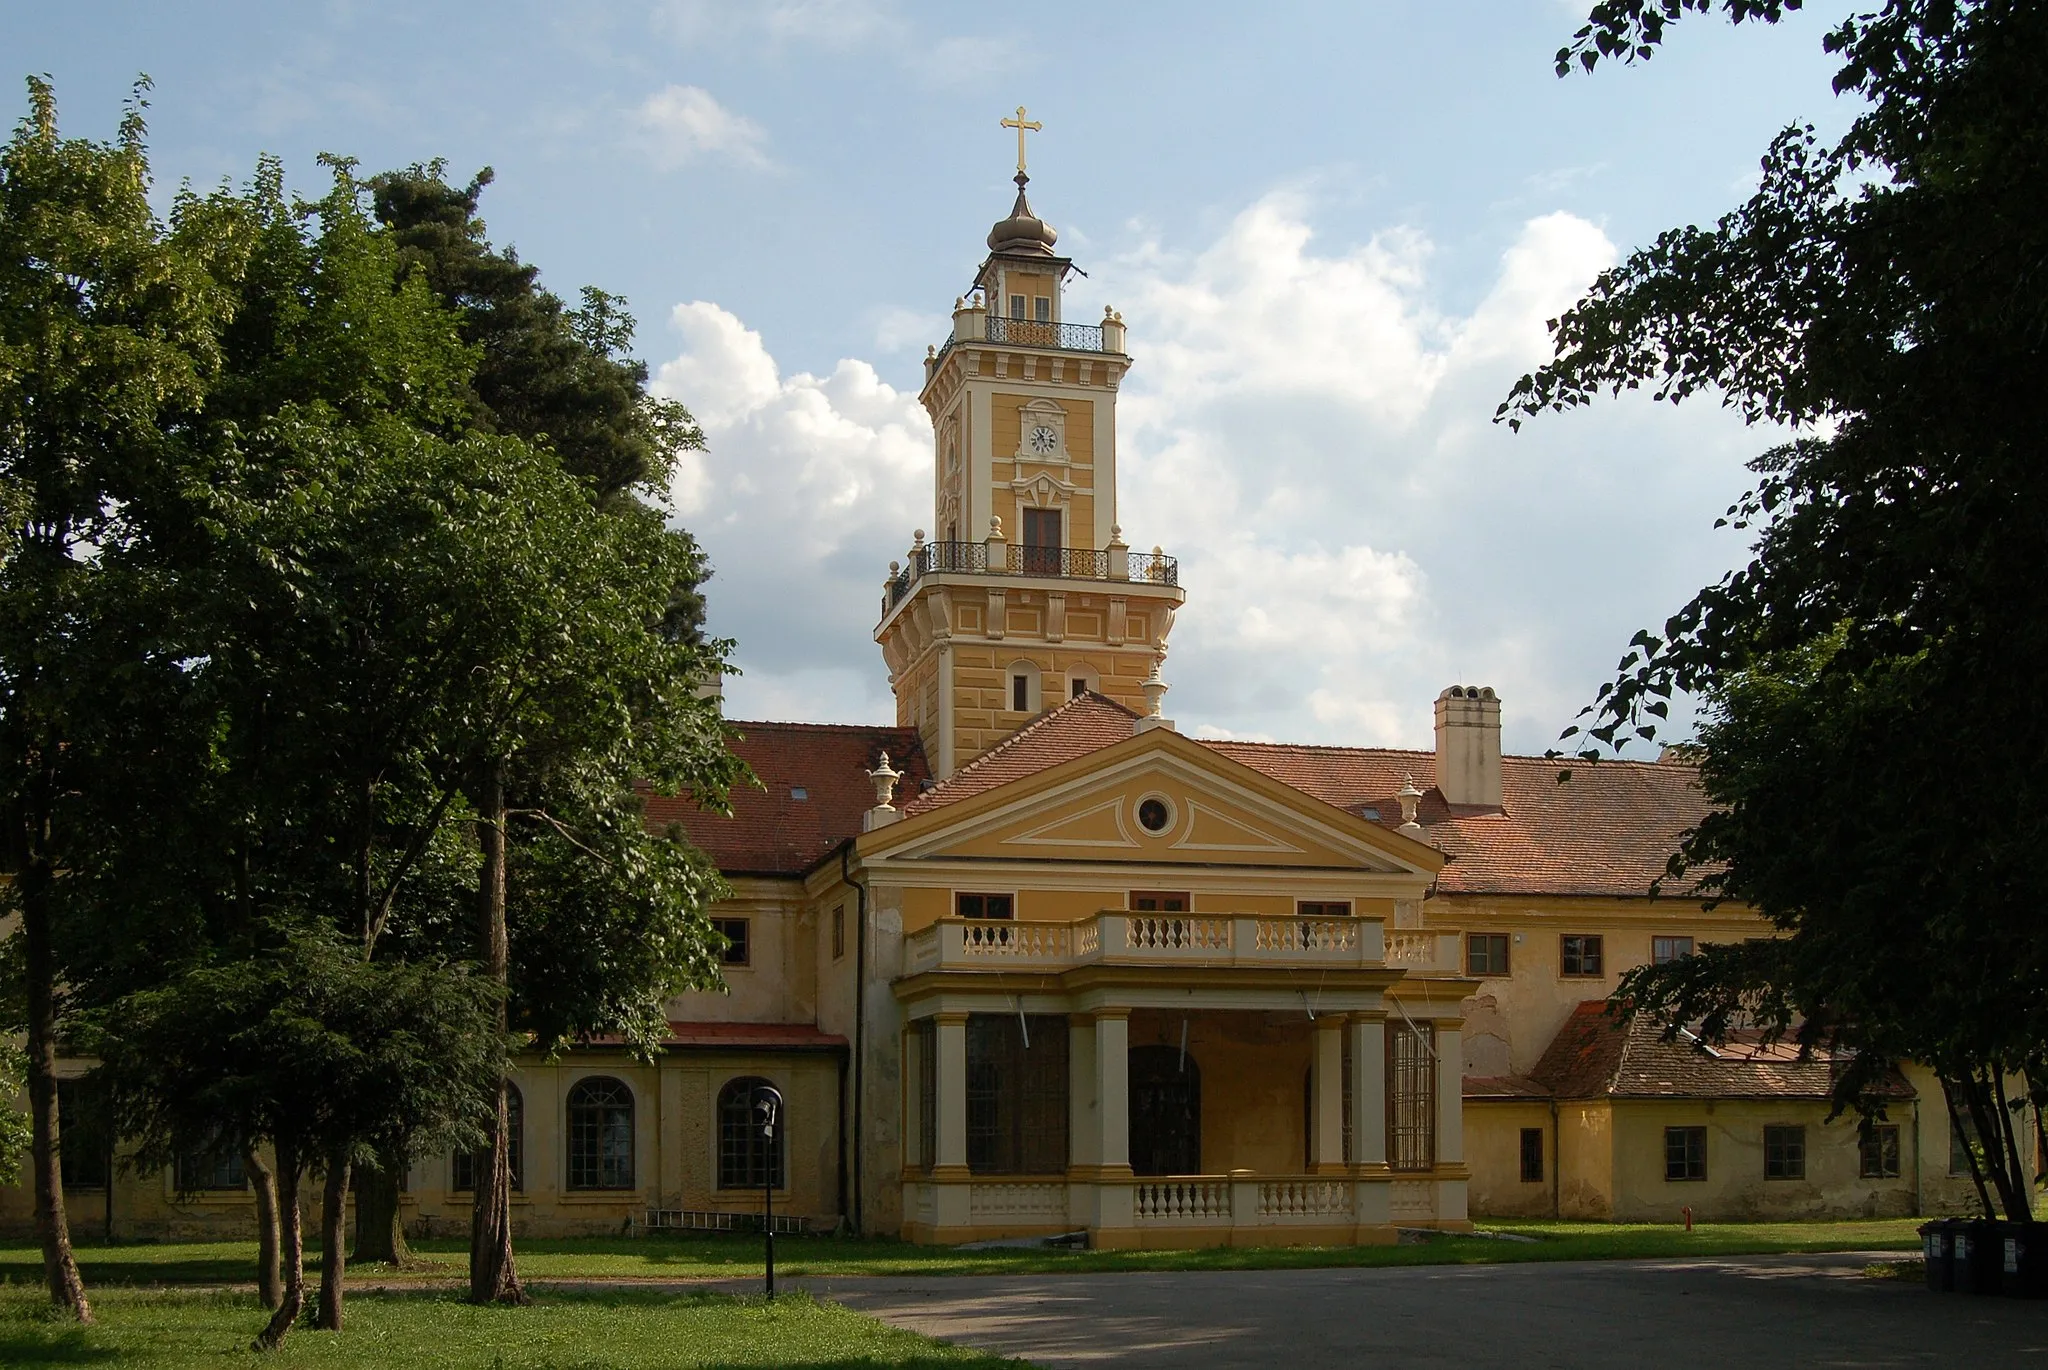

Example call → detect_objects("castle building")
5 141 1997 1244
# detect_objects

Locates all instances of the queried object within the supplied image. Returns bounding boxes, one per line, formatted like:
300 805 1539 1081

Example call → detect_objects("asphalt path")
803 1252 2048 1368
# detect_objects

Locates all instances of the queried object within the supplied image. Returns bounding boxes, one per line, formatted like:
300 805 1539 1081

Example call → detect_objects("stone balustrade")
901 912 1427 976
1384 929 1464 975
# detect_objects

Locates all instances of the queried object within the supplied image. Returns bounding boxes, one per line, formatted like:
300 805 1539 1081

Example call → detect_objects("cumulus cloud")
633 84 770 169
656 192 1763 753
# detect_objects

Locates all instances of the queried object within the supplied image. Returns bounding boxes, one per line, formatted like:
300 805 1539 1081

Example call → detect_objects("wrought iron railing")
984 315 1107 351
885 540 1180 609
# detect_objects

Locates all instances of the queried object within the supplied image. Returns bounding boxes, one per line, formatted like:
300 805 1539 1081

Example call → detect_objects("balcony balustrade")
885 540 1178 608
901 912 1466 978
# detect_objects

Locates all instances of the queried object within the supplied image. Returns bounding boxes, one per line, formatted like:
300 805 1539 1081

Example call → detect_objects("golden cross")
1000 106 1042 173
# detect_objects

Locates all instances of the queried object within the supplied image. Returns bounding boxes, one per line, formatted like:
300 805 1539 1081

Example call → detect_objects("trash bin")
1992 1220 2048 1299
1920 1219 1955 1292
1961 1219 2005 1295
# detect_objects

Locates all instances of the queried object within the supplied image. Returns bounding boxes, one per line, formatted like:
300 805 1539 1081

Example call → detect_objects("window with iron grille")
1764 1124 1806 1179
718 1076 785 1189
1561 934 1604 977
176 1133 247 1192
1665 1125 1707 1181
1520 1127 1545 1183
956 892 1013 919
916 1019 937 1171
566 1076 635 1190
1652 935 1695 964
1387 1021 1436 1172
713 917 750 966
56 1079 109 1191
452 1083 524 1192
1467 933 1510 977
965 1014 1068 1175
1860 1124 1901 1179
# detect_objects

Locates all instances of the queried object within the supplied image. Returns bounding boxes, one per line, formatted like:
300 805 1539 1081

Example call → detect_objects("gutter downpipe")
1911 1095 1923 1216
1550 1098 1562 1221
841 842 869 1235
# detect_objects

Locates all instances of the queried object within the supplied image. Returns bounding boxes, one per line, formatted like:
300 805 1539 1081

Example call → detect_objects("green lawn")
0 1286 1014 1370
0 1217 1925 1288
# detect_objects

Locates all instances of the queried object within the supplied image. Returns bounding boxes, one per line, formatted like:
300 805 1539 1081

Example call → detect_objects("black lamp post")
754 1084 784 1299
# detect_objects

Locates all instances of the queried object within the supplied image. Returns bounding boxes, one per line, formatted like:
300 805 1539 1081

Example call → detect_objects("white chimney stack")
1434 685 1502 808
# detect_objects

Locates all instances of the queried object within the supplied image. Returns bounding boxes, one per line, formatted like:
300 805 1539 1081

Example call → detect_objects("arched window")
566 1077 635 1190
718 1076 786 1190
452 1082 524 1193
1006 660 1041 715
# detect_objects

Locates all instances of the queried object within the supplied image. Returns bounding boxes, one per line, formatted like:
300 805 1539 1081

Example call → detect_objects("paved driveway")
808 1253 2048 1368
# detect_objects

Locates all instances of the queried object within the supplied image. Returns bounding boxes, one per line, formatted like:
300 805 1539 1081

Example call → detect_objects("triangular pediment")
859 725 1443 878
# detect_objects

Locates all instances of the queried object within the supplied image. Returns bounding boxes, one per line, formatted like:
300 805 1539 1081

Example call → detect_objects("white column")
934 1013 969 1172
1095 1010 1130 1172
1351 1015 1386 1166
1068 1014 1099 1168
1311 1018 1345 1171
1435 1021 1464 1166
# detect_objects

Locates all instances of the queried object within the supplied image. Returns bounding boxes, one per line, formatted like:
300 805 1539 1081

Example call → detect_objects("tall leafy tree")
1502 2 2048 1216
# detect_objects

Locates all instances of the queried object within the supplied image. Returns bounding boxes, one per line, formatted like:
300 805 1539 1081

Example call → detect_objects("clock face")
1028 424 1058 455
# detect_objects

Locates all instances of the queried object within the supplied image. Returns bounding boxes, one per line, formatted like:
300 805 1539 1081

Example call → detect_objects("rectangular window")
56 1079 109 1191
1764 1124 1806 1179
1860 1124 1902 1179
1652 935 1695 964
713 917 750 966
1561 934 1605 977
1129 891 1190 912
1072 676 1088 699
1467 933 1510 977
965 1013 1069 1174
956 892 1014 920
1387 1021 1437 1172
452 1087 525 1193
1298 901 1352 918
1520 1127 1545 1183
1020 508 1062 576
1664 1125 1707 1181
1010 294 1025 319
177 1142 247 1193
1034 296 1051 322
832 904 846 960
1011 673 1030 712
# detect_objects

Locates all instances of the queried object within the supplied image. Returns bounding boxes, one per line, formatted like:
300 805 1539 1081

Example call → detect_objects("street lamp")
754 1084 784 1299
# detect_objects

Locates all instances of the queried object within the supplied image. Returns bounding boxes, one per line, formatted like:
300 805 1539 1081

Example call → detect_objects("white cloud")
656 191 1764 755
655 0 893 48
632 84 770 169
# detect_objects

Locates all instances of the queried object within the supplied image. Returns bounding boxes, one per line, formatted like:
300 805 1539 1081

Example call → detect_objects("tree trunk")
467 758 527 1306
352 1147 411 1267
315 1152 350 1331
253 1137 304 1351
16 839 91 1322
246 1145 283 1309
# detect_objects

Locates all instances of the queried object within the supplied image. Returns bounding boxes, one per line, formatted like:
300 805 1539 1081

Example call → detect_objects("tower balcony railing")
885 540 1179 609
983 315 1106 351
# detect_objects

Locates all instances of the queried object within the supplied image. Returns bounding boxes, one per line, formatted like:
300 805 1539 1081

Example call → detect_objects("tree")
0 74 243 1321
1501 2 2048 1217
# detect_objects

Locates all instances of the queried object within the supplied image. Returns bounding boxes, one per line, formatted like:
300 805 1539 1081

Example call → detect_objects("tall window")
1021 508 1061 575
452 1083 524 1192
56 1079 109 1191
1520 1127 1545 1183
713 917 750 966
1652 935 1695 964
1665 1125 1707 1181
1034 295 1051 323
1860 1124 1902 1179
718 1076 786 1189
566 1077 635 1190
1561 934 1605 977
1467 933 1510 977
1009 294 1025 319
965 1014 1068 1174
1764 1124 1806 1179
1011 673 1030 712
1387 1021 1436 1172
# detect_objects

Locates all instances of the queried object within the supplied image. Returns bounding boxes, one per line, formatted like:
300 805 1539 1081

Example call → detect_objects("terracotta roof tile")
1462 1074 1551 1100
642 721 930 876
663 1021 847 1051
1528 1001 1915 1102
898 692 1140 816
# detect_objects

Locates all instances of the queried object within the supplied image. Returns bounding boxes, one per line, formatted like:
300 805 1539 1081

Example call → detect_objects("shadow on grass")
0 1328 127 1367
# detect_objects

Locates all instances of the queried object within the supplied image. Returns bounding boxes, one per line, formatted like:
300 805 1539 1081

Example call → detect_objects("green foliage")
1505 3 2048 1217
0 1044 27 1184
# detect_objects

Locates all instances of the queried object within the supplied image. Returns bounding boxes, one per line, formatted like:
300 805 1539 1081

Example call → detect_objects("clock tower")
876 112 1185 779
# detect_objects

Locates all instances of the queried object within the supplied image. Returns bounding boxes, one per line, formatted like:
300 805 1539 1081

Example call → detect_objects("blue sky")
4 1 1858 753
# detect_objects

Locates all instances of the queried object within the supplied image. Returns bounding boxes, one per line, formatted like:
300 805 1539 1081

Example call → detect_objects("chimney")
1434 685 1502 807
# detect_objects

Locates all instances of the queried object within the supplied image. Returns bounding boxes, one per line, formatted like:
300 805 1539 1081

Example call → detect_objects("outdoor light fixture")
754 1084 784 1299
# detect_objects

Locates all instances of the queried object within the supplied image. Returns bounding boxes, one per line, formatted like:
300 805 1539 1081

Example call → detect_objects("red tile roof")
642 722 930 876
1527 1001 1915 1102
663 1021 847 1052
898 692 1141 816
1204 743 1709 898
